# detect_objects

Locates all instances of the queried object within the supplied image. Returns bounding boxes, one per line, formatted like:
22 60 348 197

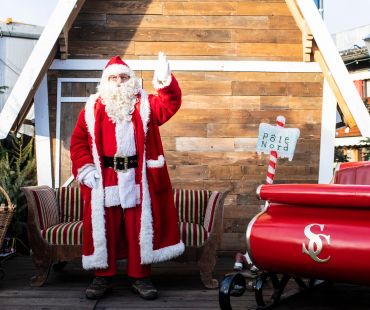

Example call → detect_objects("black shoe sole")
85 287 113 300
131 285 158 300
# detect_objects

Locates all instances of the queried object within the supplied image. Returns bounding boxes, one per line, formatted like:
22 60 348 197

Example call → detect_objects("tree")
0 133 37 243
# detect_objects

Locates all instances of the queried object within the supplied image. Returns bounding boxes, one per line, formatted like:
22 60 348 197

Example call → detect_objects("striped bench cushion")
173 189 212 226
55 187 84 222
41 221 83 245
203 192 221 232
179 222 209 247
31 187 59 230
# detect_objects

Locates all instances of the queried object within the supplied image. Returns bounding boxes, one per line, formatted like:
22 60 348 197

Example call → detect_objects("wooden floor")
1 255 370 309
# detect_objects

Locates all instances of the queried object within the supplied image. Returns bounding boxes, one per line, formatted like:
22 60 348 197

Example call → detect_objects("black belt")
103 155 138 172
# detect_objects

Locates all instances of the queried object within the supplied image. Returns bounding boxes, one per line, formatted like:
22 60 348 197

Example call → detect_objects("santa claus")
70 53 184 300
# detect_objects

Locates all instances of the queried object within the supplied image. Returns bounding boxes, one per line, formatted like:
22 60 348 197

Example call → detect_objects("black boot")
131 278 158 300
85 276 113 299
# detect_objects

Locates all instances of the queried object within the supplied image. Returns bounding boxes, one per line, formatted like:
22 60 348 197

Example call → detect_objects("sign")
256 123 300 161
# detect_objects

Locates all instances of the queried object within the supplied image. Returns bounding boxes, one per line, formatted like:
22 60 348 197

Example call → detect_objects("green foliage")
0 133 37 239
0 86 8 94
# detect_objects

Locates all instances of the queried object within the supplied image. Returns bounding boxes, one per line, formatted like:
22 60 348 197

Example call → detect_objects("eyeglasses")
108 74 130 82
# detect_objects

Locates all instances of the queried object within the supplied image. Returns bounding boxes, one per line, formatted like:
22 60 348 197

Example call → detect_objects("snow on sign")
256 123 300 161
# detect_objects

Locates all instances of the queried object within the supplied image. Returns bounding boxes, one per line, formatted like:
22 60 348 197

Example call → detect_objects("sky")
1 0 370 33
0 0 58 27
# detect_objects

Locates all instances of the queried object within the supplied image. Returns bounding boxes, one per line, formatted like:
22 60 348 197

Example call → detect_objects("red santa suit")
70 56 184 277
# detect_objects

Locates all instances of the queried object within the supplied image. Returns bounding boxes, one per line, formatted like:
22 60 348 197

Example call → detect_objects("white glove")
82 168 100 189
153 52 171 86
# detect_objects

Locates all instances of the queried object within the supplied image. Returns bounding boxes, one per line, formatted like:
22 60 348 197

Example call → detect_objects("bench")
22 186 229 288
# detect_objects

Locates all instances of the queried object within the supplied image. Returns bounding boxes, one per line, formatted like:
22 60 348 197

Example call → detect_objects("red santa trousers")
94 206 151 278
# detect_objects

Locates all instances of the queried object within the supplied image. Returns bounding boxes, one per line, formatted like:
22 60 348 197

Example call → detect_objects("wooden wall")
47 0 324 254
69 0 302 60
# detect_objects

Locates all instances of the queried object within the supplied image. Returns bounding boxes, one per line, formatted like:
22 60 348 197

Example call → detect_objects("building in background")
332 25 370 162
0 19 43 135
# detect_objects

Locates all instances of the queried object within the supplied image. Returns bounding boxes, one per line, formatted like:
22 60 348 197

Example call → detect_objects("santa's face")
97 74 141 123
108 73 130 85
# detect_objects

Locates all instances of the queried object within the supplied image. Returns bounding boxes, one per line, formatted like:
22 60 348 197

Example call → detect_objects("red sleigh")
219 161 370 309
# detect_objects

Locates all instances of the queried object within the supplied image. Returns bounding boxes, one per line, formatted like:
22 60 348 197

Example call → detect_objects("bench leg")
198 240 218 289
30 253 52 287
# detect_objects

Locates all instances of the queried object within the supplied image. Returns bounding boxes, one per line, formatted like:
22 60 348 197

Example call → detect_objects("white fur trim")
139 143 184 263
139 89 150 136
136 184 141 204
152 73 172 90
76 163 95 183
104 186 120 207
151 241 185 263
104 185 141 207
139 149 154 264
82 95 108 270
101 64 134 82
146 155 165 168
116 120 137 209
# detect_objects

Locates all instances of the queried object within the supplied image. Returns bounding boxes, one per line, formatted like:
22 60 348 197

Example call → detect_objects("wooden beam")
34 75 53 187
284 0 313 61
313 47 356 127
59 0 86 60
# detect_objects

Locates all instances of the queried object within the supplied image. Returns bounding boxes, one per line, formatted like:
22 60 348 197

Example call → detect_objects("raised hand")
153 51 171 85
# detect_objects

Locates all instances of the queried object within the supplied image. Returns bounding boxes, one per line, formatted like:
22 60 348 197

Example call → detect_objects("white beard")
97 77 141 123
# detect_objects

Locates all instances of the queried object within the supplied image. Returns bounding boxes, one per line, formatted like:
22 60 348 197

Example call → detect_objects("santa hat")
101 55 134 82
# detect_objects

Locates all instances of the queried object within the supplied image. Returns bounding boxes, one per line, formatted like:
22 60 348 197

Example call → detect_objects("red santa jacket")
70 75 184 270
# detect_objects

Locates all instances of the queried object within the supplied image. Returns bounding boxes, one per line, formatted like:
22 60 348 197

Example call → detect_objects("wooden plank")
204 71 322 83
160 122 207 137
107 14 270 29
168 165 209 181
74 13 107 27
232 81 323 96
61 82 72 97
268 15 298 29
207 123 259 137
260 95 322 110
135 42 237 56
172 109 323 124
208 165 243 180
237 2 291 16
237 43 301 58
163 2 237 16
134 42 301 59
145 80 232 96
71 82 86 97
181 95 261 110
233 28 301 43
82 1 163 14
142 71 206 81
176 137 235 152
165 151 264 166
70 27 232 42
68 40 135 58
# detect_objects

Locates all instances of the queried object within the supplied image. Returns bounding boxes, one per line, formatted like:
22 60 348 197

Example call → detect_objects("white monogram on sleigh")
302 224 331 263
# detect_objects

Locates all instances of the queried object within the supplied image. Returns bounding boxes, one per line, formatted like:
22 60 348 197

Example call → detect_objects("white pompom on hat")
101 55 134 82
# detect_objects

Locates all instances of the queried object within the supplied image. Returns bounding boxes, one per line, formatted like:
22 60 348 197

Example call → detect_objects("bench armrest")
22 186 59 230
